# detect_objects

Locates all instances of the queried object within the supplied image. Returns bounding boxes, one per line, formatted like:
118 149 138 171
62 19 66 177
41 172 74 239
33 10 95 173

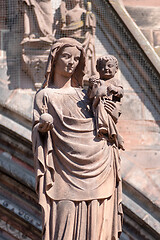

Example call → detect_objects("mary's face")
55 46 81 78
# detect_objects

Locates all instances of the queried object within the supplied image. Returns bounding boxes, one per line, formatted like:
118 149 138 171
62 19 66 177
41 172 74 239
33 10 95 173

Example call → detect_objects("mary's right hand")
104 100 119 123
38 122 53 133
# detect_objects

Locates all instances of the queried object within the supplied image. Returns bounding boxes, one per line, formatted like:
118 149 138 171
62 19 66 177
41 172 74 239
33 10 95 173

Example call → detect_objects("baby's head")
96 55 118 80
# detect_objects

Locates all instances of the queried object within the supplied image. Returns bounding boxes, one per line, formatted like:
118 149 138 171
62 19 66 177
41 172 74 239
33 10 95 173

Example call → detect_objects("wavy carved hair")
42 38 86 88
96 55 118 73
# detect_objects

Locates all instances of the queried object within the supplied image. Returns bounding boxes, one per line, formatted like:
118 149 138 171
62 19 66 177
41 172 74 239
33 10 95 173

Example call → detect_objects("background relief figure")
22 0 53 43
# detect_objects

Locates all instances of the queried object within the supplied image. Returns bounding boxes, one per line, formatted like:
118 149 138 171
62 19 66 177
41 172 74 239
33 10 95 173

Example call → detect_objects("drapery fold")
32 87 123 239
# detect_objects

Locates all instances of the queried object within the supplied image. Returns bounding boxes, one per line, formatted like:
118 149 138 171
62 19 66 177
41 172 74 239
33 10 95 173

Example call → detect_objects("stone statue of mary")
32 37 123 240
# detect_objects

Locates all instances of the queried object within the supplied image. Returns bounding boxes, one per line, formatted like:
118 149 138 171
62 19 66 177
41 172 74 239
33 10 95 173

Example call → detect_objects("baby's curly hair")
96 55 118 73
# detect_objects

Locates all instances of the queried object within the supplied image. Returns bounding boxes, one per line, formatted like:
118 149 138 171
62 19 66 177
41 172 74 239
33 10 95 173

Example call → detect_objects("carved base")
21 39 52 91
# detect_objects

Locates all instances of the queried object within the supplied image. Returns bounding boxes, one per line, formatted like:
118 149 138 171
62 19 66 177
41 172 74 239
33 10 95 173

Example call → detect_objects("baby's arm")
109 85 123 98
88 76 101 98
107 78 124 99
88 77 108 109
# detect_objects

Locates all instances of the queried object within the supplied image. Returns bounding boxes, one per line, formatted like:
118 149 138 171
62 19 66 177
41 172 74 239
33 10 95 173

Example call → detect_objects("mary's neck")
53 73 72 89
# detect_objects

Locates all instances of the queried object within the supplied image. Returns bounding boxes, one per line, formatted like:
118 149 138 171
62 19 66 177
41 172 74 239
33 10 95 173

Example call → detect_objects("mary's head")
42 38 86 88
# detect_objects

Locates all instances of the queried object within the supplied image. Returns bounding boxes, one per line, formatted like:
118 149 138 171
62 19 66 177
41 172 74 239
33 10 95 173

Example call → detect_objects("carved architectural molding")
0 219 32 240
0 196 41 232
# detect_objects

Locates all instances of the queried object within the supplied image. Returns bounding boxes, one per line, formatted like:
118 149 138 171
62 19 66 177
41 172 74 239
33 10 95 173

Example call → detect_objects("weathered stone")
123 166 160 207
121 93 143 120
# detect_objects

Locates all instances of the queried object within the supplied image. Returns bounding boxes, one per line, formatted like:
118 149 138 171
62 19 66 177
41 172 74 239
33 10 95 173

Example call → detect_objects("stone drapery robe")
32 87 123 240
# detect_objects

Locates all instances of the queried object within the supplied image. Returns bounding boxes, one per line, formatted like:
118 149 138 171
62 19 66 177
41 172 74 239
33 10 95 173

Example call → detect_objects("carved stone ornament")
21 40 51 90
22 53 48 91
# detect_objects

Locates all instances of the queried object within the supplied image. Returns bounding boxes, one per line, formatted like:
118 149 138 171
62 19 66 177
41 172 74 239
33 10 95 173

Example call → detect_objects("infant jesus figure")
88 55 125 150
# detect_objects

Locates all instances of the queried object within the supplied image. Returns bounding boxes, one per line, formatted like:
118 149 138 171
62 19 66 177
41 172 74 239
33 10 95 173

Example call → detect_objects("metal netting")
0 1 160 239
0 0 159 115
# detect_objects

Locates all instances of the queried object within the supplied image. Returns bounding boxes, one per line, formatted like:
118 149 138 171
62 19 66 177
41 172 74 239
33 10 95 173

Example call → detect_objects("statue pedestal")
21 39 52 90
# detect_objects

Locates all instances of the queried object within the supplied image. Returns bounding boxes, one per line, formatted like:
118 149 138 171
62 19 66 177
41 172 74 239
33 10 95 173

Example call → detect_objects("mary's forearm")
104 100 119 123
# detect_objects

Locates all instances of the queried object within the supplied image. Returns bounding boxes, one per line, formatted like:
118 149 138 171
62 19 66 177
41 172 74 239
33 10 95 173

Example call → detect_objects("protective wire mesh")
0 1 160 240
0 1 159 98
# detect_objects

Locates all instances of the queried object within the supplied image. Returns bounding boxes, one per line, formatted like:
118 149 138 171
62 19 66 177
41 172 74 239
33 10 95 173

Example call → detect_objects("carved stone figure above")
4 1 96 90
21 0 54 44
32 38 123 240
19 0 55 90
54 0 97 79
4 0 55 90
